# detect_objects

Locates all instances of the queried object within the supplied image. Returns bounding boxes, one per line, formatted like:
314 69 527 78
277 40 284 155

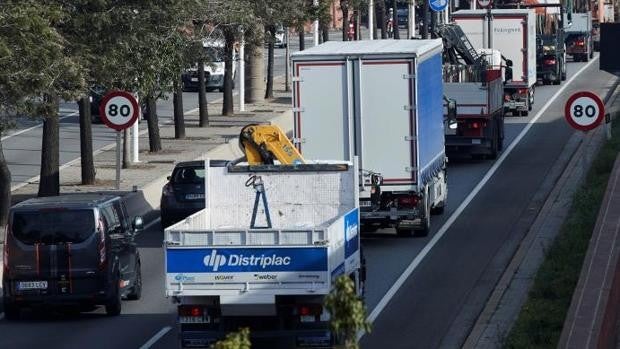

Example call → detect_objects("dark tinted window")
12 210 96 244
172 167 206 184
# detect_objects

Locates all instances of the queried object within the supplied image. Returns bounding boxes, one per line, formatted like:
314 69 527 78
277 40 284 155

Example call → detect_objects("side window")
100 204 121 234
113 200 129 230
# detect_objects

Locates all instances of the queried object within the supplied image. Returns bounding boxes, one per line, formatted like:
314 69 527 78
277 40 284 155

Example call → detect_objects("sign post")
99 91 140 190
565 91 606 178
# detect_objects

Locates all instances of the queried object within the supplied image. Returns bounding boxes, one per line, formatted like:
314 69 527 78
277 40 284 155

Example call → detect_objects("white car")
181 39 237 92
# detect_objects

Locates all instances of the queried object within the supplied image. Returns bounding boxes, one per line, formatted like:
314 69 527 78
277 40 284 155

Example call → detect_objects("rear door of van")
6 208 101 299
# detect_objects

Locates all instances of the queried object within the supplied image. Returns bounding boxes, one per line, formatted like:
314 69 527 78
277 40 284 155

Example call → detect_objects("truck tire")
105 273 122 316
414 194 431 237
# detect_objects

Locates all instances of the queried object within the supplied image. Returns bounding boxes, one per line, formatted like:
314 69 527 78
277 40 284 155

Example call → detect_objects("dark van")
2 194 144 319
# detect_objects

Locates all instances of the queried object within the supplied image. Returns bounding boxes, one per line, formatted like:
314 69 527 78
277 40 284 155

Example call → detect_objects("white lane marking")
1 113 77 141
363 57 600 332
144 217 161 230
139 326 172 349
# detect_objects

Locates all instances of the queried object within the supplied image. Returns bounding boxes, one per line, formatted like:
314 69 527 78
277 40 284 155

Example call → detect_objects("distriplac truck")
290 40 448 236
165 160 364 348
453 9 538 116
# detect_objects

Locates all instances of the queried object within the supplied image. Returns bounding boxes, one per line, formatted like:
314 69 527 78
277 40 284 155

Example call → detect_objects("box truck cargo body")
453 9 537 116
564 12 593 62
165 162 363 348
291 40 448 236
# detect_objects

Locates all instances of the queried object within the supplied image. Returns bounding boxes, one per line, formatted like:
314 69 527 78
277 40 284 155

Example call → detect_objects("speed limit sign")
564 91 605 132
99 91 139 131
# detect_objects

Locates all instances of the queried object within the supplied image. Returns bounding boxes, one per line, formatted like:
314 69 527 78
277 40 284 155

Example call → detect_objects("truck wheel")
396 225 413 237
583 54 589 62
414 195 431 237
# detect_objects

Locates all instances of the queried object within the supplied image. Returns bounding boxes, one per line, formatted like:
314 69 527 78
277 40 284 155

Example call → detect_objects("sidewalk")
8 78 294 224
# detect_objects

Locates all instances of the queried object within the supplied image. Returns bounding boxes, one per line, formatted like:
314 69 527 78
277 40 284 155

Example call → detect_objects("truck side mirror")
506 59 513 67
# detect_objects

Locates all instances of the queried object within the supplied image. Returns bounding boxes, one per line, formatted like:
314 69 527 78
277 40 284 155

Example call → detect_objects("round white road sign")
476 0 492 8
564 91 605 132
99 91 139 131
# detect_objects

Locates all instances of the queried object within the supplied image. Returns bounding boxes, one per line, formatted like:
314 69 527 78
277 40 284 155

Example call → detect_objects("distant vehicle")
181 39 237 93
2 194 144 320
564 12 593 62
160 160 230 228
274 27 287 48
397 8 408 27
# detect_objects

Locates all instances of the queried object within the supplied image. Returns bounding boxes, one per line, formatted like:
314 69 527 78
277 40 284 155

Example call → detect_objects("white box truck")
290 40 448 236
453 9 537 116
164 161 364 348
564 12 594 62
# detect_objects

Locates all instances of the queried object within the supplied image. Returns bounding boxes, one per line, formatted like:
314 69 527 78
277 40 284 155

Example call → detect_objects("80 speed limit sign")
564 91 605 132
99 91 139 131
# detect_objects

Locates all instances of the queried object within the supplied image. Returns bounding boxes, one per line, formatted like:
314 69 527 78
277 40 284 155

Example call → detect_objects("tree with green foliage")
210 327 251 349
324 275 371 349
0 1 85 198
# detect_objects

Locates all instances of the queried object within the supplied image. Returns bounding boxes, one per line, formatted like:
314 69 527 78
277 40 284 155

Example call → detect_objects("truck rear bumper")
361 208 421 222
180 329 333 348
446 136 493 154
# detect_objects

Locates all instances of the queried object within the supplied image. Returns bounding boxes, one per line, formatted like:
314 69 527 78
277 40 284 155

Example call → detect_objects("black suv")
2 194 144 319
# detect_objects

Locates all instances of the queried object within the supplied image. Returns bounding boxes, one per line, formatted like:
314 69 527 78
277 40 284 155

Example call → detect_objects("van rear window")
11 210 96 244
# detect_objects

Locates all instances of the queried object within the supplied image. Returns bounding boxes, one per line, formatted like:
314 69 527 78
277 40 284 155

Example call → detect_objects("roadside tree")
324 275 371 349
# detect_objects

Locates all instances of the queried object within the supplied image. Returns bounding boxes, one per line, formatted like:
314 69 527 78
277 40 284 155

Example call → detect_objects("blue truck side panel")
416 53 446 185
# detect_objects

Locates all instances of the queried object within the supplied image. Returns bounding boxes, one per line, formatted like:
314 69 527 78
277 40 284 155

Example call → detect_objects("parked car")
2 194 144 320
160 160 230 228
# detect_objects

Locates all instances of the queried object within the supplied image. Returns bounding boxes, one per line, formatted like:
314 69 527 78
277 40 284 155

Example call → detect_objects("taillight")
97 219 106 270
576 39 585 46
3 224 9 275
296 304 323 323
504 93 511 102
544 58 556 65
518 88 528 95
397 195 419 209
162 183 174 196
178 305 211 323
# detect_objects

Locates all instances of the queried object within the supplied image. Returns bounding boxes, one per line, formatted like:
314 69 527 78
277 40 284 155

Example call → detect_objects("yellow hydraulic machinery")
238 124 305 165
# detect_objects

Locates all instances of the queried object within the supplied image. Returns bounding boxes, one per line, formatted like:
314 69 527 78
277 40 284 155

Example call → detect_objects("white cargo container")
290 40 448 236
164 161 363 348
453 9 537 116
564 12 594 62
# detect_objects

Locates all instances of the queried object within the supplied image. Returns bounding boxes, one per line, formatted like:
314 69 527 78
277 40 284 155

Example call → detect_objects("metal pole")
409 0 416 38
116 131 121 190
285 29 291 92
472 0 477 10
239 31 245 112
132 95 139 163
606 113 612 140
370 0 375 39
313 0 320 46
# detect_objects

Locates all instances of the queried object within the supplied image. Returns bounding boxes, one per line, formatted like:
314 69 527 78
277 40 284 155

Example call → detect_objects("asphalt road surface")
0 49 614 348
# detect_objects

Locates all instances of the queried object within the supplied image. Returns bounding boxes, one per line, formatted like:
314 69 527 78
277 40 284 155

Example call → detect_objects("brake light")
504 93 511 102
544 58 556 65
97 218 106 270
3 224 9 275
162 183 174 196
471 122 480 129
397 195 419 208
518 88 528 95
576 39 585 46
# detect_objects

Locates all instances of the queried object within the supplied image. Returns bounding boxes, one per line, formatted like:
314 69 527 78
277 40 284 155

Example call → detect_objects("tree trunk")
392 0 400 39
38 97 60 197
341 1 350 41
223 27 236 115
198 59 209 127
173 74 186 139
298 26 306 51
378 1 387 39
245 25 265 104
78 96 95 185
265 25 276 100
322 24 329 42
145 96 162 152
0 130 10 228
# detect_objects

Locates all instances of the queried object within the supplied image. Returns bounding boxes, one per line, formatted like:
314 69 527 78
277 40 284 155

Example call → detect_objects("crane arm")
238 124 305 165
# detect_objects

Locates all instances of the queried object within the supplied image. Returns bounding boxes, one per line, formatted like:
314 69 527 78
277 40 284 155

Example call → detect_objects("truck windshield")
11 210 96 244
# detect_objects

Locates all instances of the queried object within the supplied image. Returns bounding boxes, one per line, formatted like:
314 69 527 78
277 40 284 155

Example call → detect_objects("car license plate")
360 201 372 207
17 281 48 290
185 193 205 200
191 78 198 82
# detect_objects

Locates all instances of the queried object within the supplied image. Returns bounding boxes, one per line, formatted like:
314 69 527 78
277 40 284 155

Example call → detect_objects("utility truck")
564 12 594 62
165 126 364 348
290 40 448 236
453 9 537 116
436 24 506 159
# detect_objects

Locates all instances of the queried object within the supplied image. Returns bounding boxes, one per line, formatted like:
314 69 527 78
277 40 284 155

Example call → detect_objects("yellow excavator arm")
239 124 305 165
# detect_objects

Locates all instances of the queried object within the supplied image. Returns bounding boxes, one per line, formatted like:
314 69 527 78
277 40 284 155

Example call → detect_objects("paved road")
0 50 613 348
